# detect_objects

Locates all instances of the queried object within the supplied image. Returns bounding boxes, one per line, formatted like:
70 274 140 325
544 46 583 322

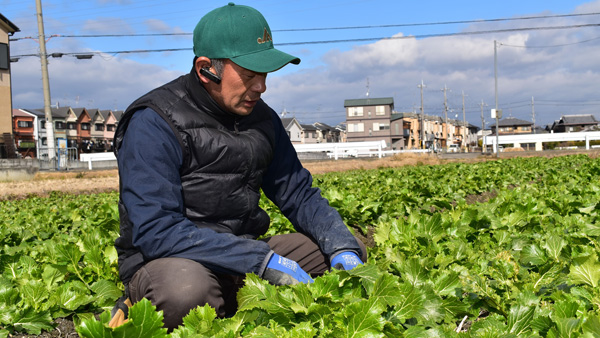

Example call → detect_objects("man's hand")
331 251 363 270
262 253 314 285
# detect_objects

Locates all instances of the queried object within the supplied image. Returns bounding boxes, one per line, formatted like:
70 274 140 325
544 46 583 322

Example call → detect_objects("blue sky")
3 0 600 127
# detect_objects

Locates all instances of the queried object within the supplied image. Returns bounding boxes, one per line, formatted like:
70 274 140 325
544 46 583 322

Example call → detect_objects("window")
373 123 390 131
95 124 105 131
348 123 364 132
375 105 386 116
107 124 115 131
81 123 90 130
67 122 77 130
17 121 33 128
55 121 65 129
348 107 363 117
40 120 46 129
0 43 8 70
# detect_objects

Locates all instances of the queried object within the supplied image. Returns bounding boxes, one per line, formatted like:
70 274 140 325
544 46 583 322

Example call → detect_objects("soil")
0 153 449 200
2 149 598 336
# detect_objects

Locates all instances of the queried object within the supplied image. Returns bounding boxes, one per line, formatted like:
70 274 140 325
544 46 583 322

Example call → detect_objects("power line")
11 22 600 58
274 12 600 32
10 11 600 41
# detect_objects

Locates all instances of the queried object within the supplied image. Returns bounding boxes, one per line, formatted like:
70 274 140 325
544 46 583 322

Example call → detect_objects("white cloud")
11 55 181 110
10 1 600 128
264 9 600 127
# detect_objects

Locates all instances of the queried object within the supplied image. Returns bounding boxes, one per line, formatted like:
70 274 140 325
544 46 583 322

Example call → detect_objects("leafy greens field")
2 154 600 337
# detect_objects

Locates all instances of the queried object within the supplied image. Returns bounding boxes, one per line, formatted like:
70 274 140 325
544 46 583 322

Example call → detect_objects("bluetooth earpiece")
200 67 221 84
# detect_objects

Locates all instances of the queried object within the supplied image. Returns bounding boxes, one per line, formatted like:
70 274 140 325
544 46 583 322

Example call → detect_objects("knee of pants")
130 258 226 329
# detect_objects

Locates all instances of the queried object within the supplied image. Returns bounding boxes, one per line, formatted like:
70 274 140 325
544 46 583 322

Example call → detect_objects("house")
100 110 118 150
548 114 599 133
35 107 71 146
313 122 341 143
300 124 318 144
18 106 124 156
72 108 93 152
0 13 19 158
89 108 111 151
12 109 37 158
61 107 79 148
280 116 303 144
490 117 533 135
344 97 394 147
390 112 417 149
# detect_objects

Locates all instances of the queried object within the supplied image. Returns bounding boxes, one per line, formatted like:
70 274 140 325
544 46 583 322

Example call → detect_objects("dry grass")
2 150 599 200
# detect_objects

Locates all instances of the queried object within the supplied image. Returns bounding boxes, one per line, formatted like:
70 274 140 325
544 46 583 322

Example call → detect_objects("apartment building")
0 13 19 158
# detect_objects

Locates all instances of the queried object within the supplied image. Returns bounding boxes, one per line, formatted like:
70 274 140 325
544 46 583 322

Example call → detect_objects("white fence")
483 131 600 151
293 141 389 160
80 152 117 170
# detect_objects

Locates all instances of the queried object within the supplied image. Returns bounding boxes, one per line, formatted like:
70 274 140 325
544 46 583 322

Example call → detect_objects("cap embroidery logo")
257 28 272 44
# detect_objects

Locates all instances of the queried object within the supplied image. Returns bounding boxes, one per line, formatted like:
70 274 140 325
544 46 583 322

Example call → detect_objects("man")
111 3 366 330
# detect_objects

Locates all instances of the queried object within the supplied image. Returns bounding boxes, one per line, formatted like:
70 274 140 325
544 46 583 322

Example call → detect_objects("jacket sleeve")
261 111 362 259
117 108 271 276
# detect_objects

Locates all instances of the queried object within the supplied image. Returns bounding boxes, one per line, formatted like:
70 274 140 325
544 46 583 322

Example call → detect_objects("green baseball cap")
193 3 300 73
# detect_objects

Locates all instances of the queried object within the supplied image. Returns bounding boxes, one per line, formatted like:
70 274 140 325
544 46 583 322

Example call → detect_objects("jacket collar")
185 68 240 121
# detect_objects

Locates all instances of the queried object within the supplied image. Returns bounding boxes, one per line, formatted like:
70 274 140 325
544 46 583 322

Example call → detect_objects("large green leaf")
568 257 600 288
12 308 54 335
338 298 386 338
507 305 535 336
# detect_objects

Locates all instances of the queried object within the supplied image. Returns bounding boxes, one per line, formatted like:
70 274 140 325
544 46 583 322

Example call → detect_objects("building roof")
112 110 124 121
33 107 71 118
560 114 598 125
313 122 335 130
344 97 394 107
71 107 88 118
99 110 112 120
301 124 317 131
0 13 20 34
496 117 533 127
22 108 46 117
13 109 35 118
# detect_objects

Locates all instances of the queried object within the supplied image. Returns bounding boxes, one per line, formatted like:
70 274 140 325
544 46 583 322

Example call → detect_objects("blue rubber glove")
331 251 363 270
262 253 314 285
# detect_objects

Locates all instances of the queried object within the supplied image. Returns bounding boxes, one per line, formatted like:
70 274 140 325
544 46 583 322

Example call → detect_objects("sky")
3 0 600 128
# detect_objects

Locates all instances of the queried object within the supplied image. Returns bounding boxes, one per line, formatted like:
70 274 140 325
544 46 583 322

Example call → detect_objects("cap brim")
230 47 300 73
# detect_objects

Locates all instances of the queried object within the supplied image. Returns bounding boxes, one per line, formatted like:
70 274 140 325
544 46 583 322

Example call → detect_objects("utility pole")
36 0 55 160
442 84 449 150
480 100 486 154
494 40 500 158
462 91 467 151
418 80 426 149
531 96 536 134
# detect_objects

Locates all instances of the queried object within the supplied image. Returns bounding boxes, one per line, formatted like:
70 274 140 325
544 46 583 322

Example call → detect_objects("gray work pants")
128 232 367 330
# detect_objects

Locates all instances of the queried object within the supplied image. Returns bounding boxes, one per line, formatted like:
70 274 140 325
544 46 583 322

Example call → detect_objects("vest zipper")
234 120 240 134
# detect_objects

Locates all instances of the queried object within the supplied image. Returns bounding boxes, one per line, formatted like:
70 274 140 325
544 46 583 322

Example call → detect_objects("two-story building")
12 109 37 158
313 122 342 143
100 110 118 151
280 117 303 144
490 117 533 135
300 124 318 144
548 114 599 133
0 13 19 158
344 97 396 147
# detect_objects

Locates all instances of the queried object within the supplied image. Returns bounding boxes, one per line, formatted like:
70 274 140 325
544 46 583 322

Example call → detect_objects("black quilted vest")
113 71 275 283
